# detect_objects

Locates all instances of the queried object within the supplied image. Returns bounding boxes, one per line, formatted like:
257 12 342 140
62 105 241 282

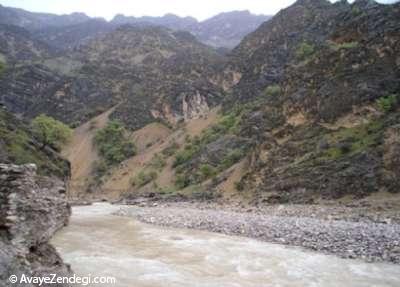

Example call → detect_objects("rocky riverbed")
117 202 400 264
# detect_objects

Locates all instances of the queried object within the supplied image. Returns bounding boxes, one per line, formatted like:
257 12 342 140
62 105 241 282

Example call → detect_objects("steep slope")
0 24 56 63
216 0 400 204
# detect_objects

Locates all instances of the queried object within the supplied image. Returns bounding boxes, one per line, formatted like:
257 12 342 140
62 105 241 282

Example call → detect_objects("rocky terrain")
216 0 400 204
0 164 71 286
118 201 400 264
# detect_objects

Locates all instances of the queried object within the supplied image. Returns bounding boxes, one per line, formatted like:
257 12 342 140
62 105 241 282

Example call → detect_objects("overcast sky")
0 0 398 21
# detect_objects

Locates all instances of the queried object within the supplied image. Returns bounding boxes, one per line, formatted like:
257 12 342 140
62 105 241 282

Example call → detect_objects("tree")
94 120 136 165
31 114 72 150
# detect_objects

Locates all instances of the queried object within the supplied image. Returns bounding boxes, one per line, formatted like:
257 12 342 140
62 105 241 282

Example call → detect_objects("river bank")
52 203 400 287
117 202 400 264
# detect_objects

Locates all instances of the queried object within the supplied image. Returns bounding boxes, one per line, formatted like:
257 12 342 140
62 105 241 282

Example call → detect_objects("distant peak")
293 0 331 8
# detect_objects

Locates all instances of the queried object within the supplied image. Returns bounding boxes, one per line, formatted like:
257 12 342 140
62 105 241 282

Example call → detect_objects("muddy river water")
51 203 400 287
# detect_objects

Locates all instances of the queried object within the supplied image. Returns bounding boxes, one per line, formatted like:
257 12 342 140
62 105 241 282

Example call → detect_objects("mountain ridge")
0 4 272 49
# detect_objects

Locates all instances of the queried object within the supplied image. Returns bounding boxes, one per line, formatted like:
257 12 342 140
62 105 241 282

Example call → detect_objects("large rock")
0 164 71 287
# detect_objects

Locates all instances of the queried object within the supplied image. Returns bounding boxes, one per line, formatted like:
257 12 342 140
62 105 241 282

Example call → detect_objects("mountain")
33 18 115 50
111 11 271 48
192 11 272 48
0 24 225 130
111 13 198 31
73 25 225 129
214 0 400 203
0 24 56 63
0 4 90 30
0 0 399 206
0 4 271 49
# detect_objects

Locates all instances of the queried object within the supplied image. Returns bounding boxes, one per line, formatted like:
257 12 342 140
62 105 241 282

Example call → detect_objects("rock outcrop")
0 164 71 287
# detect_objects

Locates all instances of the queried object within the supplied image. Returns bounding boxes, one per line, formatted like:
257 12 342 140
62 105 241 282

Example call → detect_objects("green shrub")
296 42 315 60
149 154 166 170
234 181 245 191
265 85 282 97
173 144 199 167
376 94 398 113
175 174 192 189
162 141 179 156
221 149 245 169
328 41 359 51
199 164 217 180
31 114 72 150
92 160 108 179
94 120 136 165
0 61 5 77
131 170 158 187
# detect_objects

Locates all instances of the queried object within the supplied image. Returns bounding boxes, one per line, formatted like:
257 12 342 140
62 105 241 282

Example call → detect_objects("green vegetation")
161 141 180 156
296 42 315 60
173 114 236 167
234 181 245 191
0 61 6 77
376 94 398 113
198 164 217 181
0 110 69 177
174 174 192 189
221 149 246 170
94 120 136 166
173 144 199 167
31 114 72 150
264 85 282 97
92 159 108 180
322 120 383 160
131 170 158 187
149 154 167 170
351 6 362 17
172 109 249 188
328 41 359 51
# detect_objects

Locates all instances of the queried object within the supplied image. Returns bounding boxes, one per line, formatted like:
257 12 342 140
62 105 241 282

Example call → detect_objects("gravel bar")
118 205 400 264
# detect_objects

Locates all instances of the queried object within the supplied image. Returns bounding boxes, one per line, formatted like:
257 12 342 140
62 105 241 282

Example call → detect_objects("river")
51 203 400 287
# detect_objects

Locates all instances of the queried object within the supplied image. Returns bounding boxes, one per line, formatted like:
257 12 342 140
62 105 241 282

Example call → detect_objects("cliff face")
0 164 71 286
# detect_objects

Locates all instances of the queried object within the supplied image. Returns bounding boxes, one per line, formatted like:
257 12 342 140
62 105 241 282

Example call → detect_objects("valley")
0 0 400 285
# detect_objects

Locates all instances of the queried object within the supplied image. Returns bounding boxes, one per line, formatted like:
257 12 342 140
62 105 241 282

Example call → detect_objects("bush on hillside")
31 114 72 150
296 42 315 60
376 94 398 113
130 170 158 187
94 120 136 165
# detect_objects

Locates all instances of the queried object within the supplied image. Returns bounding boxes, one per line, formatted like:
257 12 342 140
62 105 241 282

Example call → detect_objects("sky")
0 0 398 21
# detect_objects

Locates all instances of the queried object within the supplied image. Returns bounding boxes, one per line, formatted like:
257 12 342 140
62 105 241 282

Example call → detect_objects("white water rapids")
51 203 400 287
